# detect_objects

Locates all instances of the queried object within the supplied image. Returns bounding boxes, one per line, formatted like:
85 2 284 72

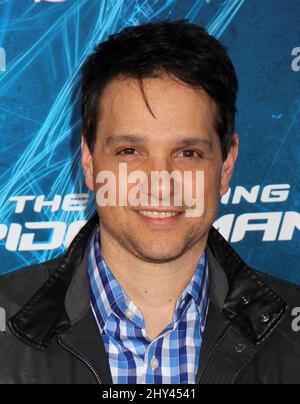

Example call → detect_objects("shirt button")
125 309 134 320
150 357 159 370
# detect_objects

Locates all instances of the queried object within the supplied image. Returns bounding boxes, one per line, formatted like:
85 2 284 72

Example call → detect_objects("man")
0 20 300 385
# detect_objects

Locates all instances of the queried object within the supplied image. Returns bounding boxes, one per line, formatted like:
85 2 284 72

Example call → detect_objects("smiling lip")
133 208 185 225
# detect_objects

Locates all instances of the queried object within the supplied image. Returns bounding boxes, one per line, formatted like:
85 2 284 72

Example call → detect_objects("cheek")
97 206 126 230
202 168 221 198
200 171 221 220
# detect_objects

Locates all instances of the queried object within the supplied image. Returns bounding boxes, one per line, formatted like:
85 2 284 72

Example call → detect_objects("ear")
81 132 94 191
220 133 239 196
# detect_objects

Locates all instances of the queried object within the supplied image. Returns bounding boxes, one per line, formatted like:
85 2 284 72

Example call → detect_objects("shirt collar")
88 224 209 331
173 251 208 323
88 226 130 330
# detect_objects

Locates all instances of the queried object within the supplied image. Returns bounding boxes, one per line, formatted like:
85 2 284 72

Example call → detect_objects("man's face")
82 74 238 263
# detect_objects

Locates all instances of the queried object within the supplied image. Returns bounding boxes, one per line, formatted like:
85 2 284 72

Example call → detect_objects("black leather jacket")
1 213 300 384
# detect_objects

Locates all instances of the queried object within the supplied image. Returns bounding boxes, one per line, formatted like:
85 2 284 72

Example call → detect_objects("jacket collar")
8 213 287 350
207 228 288 345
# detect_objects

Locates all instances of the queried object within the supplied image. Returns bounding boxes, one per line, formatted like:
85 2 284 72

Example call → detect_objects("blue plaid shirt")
88 226 209 384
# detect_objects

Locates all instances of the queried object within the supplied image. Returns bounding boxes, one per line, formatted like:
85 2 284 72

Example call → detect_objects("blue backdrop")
0 0 299 284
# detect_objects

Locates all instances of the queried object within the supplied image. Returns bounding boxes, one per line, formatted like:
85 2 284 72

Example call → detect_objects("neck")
99 226 208 311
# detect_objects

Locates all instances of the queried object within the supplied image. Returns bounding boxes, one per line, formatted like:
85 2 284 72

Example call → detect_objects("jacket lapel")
59 227 113 384
196 228 288 384
58 309 113 384
196 301 260 384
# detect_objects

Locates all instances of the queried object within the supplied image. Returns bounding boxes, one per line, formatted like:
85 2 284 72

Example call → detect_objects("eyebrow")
178 137 213 151
104 134 213 151
104 135 147 147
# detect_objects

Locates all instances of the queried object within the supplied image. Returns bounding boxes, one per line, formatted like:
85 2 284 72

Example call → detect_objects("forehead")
97 74 217 144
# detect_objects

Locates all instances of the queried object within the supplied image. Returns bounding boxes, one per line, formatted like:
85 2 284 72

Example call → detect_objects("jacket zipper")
197 326 231 384
59 324 231 385
57 336 102 384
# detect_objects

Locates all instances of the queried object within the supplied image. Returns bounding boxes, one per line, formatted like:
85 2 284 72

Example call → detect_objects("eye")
116 148 138 156
178 150 203 159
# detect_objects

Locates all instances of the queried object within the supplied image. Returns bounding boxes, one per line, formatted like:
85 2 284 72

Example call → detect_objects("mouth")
133 208 185 226
138 210 182 218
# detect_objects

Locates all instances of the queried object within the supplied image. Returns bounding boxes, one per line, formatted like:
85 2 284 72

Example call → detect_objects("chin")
135 251 184 264
131 241 190 263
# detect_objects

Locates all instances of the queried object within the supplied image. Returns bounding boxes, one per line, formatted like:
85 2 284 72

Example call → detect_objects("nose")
140 156 182 206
